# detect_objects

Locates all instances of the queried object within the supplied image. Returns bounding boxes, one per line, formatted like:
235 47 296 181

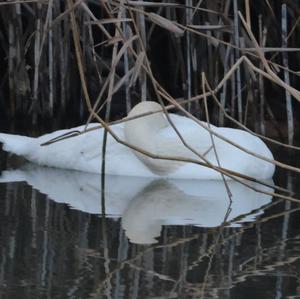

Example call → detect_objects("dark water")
0 148 300 299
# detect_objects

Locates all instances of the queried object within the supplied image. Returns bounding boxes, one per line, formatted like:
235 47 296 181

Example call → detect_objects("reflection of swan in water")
122 179 273 244
0 164 150 216
0 164 273 244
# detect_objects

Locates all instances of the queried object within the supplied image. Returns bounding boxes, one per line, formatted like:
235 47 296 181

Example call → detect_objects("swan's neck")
124 110 168 153
124 102 173 174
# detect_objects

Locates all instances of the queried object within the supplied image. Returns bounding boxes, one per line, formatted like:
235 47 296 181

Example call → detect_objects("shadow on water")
1 149 300 298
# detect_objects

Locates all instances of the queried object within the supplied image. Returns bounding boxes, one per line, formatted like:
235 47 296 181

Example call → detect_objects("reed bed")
0 0 299 128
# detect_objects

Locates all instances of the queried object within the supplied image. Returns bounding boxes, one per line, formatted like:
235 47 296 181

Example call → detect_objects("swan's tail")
0 133 33 156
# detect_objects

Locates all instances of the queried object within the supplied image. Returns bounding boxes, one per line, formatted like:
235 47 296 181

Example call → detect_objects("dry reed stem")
67 0 92 110
90 204 299 297
168 206 300 296
202 72 232 200
281 4 294 145
3 0 300 123
90 234 200 297
80 2 112 39
244 0 251 28
116 0 300 80
233 0 242 123
120 0 222 16
238 11 300 101
287 15 300 39
83 6 138 126
204 79 294 153
49 0 85 30
88 18 133 25
93 199 299 297
101 1 126 181
0 0 44 5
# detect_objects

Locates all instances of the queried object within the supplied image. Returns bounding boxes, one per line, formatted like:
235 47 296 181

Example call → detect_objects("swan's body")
0 101 275 179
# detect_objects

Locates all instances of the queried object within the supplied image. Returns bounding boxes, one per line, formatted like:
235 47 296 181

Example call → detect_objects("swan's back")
124 102 215 175
123 101 274 179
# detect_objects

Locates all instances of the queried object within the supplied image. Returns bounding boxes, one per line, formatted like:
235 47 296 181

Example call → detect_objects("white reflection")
0 164 273 244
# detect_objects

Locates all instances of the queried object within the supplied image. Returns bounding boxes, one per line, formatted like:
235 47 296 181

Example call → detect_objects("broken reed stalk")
48 0 54 116
185 0 192 112
101 0 125 179
136 4 147 102
258 14 266 135
281 4 294 145
233 0 242 123
122 9 132 113
219 46 231 126
238 11 300 101
202 72 232 200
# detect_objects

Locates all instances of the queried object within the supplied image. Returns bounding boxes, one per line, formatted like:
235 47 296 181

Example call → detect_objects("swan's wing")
135 115 215 175
209 127 275 178
19 123 123 173
159 114 214 159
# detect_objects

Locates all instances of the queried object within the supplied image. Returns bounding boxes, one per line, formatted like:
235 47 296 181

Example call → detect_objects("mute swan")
0 164 273 244
0 101 275 179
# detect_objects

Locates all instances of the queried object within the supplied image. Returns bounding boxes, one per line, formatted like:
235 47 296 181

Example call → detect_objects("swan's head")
124 101 168 141
124 101 176 175
126 101 168 131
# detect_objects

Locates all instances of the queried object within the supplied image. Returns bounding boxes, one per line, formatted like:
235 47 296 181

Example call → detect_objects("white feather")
0 102 275 179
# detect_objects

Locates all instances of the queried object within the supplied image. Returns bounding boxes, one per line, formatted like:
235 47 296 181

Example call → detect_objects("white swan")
0 164 273 244
0 101 275 179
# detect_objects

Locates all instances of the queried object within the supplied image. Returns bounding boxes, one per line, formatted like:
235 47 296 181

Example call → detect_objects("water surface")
0 149 299 299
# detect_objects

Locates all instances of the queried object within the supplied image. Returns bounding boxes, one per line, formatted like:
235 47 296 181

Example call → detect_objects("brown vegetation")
0 1 299 132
